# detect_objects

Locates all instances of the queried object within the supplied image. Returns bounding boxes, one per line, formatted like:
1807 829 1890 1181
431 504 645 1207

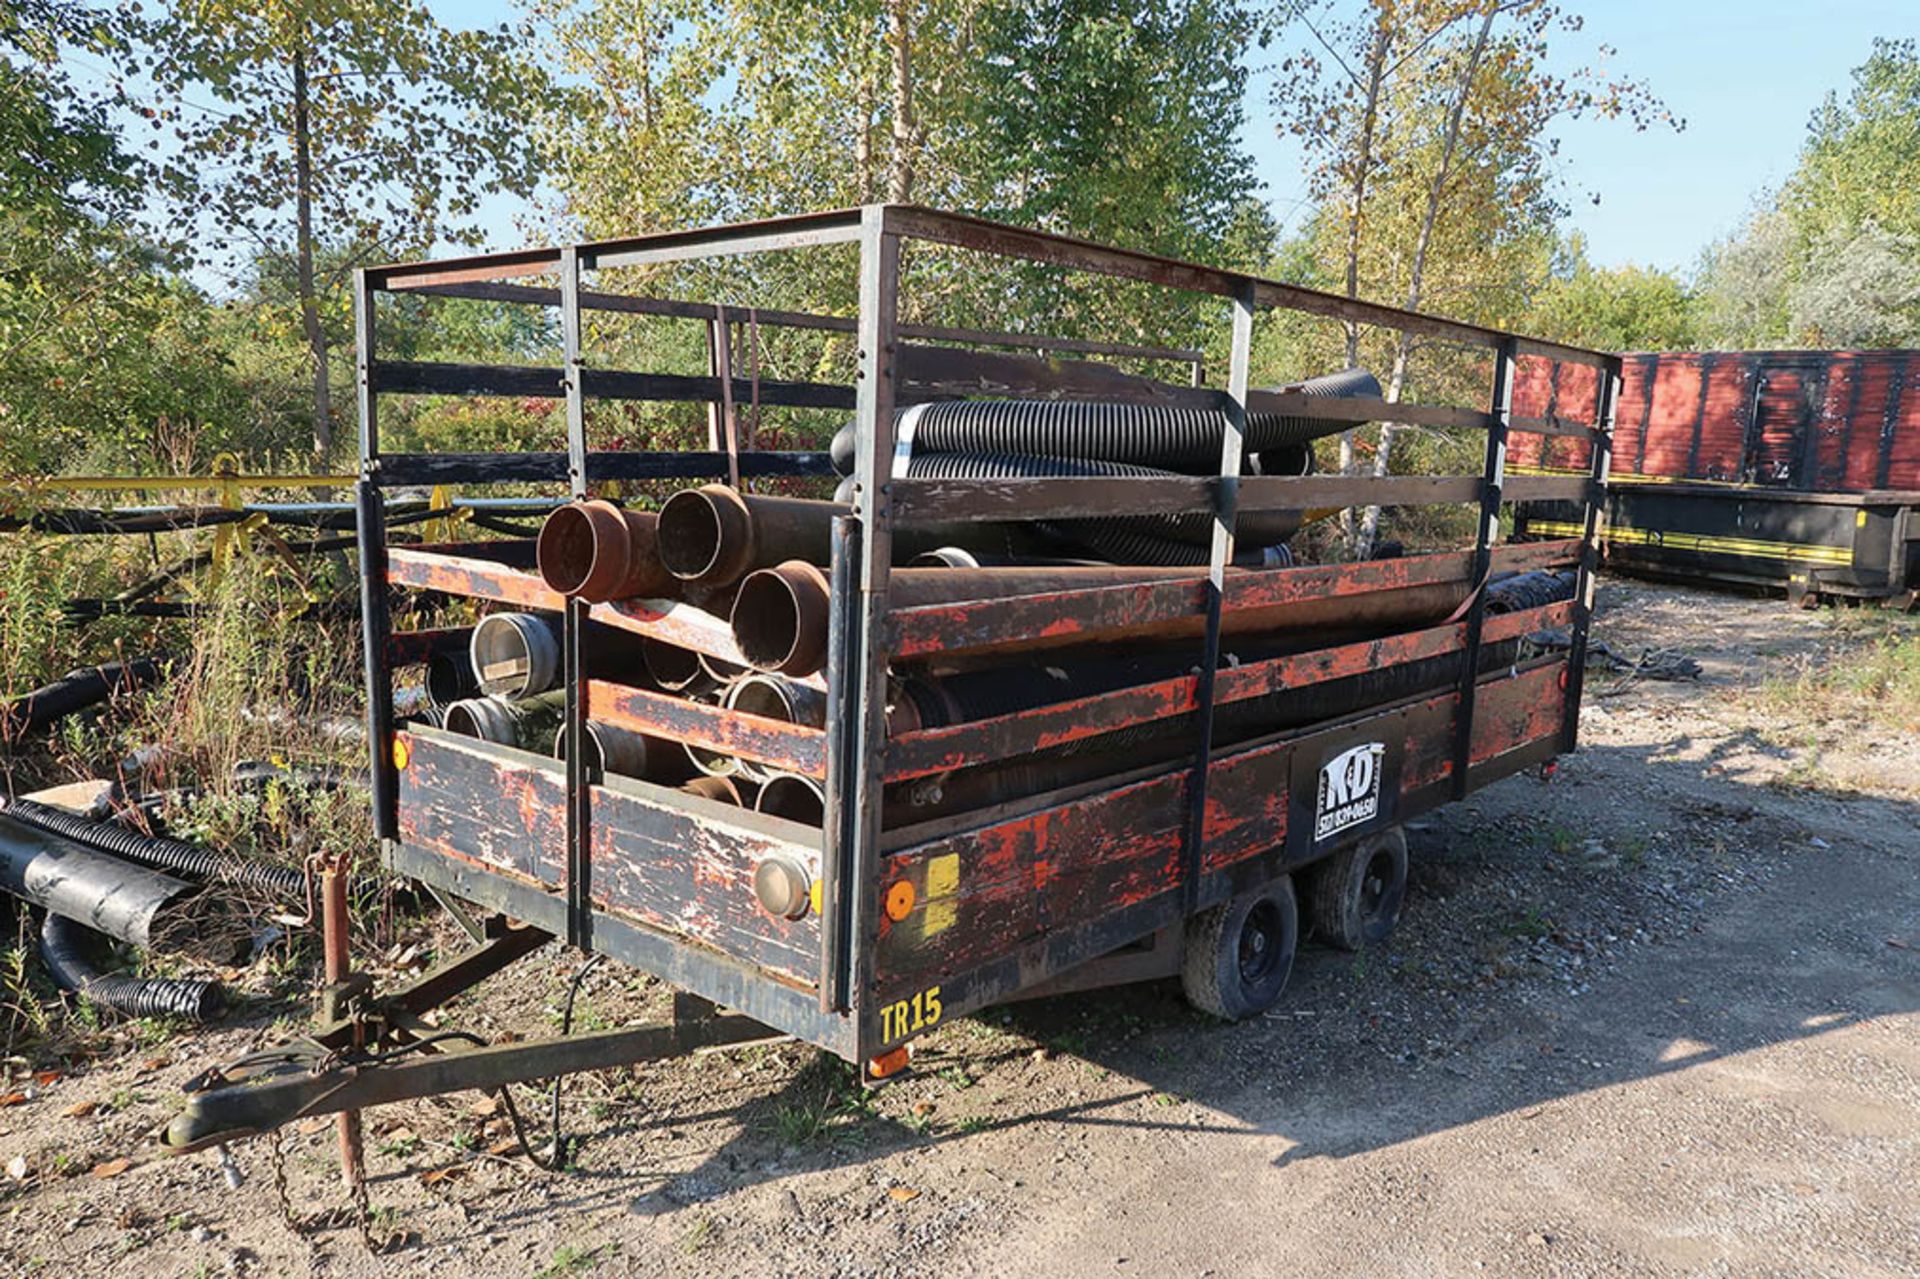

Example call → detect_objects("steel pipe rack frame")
341 204 1619 1097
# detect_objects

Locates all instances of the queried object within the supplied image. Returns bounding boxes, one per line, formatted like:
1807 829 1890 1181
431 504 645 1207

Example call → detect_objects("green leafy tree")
0 2 270 477
1529 236 1700 351
1698 39 1920 349
136 1 551 458
1266 0 1678 552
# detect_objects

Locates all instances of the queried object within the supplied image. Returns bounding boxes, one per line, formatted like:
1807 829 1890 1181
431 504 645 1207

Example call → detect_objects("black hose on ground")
40 912 226 1022
0 797 306 900
0 658 166 733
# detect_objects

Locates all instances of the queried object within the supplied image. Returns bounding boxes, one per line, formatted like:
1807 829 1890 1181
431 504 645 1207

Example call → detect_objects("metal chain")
266 1134 304 1234
351 1157 387 1254
263 1129 392 1253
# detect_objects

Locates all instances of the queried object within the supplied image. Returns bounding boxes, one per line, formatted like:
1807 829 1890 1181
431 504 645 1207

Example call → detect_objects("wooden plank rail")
884 598 1575 780
887 538 1581 659
588 680 828 779
386 546 561 610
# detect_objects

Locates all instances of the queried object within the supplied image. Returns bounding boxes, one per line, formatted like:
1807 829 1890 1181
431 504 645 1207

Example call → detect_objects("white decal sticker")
1315 741 1385 841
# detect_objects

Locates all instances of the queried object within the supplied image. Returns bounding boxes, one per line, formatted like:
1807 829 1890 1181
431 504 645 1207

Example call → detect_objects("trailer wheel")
1309 827 1408 950
1181 876 1298 1020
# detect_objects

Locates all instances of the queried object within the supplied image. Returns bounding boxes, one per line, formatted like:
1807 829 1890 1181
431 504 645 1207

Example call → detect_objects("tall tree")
135 2 550 457
1268 0 1677 553
1698 38 1920 349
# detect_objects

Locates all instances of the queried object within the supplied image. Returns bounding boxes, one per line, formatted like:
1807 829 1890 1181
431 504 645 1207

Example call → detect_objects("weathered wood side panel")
395 729 566 887
871 661 1568 1001
589 781 820 985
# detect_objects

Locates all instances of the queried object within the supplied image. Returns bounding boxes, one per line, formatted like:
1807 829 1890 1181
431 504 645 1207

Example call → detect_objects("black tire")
1180 875 1299 1020
1308 826 1409 950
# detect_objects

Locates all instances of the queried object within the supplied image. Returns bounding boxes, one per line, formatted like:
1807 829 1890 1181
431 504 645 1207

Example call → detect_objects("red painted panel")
1609 349 1918 492
872 662 1567 997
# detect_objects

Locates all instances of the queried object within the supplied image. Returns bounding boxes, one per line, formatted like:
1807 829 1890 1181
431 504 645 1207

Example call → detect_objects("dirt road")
3 578 1916 1277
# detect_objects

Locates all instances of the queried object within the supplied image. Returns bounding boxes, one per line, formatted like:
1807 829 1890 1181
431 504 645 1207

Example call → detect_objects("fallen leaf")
6 1155 26 1180
137 1057 170 1072
91 1158 131 1179
466 1096 501 1118
887 1186 920 1203
487 1138 521 1156
32 1070 60 1087
0 1092 26 1108
296 1118 330 1136
1889 938 1914 951
419 1165 469 1186
62 1101 99 1119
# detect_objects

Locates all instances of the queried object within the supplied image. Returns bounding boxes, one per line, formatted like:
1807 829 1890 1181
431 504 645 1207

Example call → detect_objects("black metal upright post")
1561 356 1618 752
1180 282 1255 915
353 268 397 841
1452 337 1515 800
846 207 901 1065
560 246 594 952
818 515 861 1013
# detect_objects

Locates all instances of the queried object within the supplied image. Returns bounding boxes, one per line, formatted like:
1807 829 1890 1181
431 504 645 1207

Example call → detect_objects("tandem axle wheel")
1178 825 1409 1020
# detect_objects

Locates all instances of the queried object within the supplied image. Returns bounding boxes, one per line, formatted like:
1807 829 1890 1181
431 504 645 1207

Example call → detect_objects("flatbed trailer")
163 206 1618 1166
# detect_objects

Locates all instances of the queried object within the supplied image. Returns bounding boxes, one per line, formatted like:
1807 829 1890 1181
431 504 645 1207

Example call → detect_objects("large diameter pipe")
656 486 850 587
551 721 694 784
755 774 825 826
0 814 244 960
536 500 673 603
443 691 566 753
733 560 1469 677
470 613 561 699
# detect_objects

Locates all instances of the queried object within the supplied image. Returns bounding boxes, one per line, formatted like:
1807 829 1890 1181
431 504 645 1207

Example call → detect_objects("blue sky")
437 3 1916 275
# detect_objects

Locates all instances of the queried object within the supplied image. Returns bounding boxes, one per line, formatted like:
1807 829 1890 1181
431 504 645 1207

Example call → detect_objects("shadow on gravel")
490 733 1919 1218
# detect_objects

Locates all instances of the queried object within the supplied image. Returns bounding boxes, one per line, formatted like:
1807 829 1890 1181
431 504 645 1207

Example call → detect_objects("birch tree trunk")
1355 6 1497 556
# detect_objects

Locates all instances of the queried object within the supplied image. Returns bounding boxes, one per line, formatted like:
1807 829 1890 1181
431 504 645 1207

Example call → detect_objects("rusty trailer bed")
348 205 1620 1076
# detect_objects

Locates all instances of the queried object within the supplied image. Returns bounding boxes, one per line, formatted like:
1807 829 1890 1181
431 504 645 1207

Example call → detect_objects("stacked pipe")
826 367 1378 566
487 366 1571 828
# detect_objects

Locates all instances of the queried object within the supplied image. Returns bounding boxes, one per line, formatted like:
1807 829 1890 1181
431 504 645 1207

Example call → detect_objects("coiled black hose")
0 797 305 900
40 912 227 1022
830 368 1379 474
1487 570 1578 614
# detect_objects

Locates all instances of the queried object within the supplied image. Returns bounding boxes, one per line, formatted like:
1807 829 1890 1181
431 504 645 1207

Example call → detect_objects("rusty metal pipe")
755 774 825 826
734 560 1470 677
656 486 850 587
640 637 708 693
536 500 673 603
320 859 365 1194
551 721 693 783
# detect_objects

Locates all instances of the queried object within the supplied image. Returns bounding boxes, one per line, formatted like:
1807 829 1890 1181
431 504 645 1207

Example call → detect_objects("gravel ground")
1 576 1915 1278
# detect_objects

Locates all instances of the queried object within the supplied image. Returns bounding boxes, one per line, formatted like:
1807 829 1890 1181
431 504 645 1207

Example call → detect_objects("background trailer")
1512 349 1920 607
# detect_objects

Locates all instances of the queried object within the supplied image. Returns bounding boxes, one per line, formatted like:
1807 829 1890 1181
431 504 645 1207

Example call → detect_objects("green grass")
1758 624 1920 732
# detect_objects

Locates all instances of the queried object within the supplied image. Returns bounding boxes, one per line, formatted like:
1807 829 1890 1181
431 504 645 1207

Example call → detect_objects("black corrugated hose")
0 797 306 900
829 368 1380 474
40 911 227 1022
